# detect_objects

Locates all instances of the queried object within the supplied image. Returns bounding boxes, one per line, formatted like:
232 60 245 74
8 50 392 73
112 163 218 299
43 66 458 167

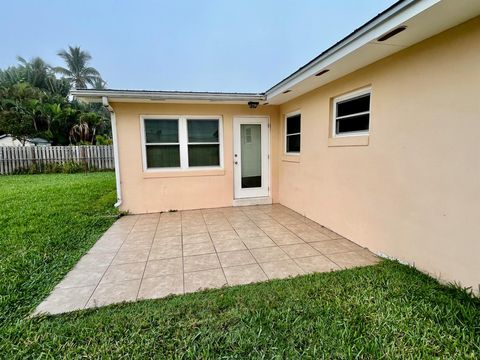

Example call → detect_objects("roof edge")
264 0 419 97
71 89 266 102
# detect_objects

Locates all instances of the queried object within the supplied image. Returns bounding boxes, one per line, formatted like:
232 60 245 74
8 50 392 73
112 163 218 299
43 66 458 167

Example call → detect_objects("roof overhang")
71 89 265 105
71 0 480 106
265 0 480 104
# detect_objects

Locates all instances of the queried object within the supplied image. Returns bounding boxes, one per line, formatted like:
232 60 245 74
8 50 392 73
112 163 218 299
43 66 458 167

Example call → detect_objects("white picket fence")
0 145 114 175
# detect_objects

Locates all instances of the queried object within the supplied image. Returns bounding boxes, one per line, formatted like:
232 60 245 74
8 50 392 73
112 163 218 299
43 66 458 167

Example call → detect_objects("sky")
0 0 396 92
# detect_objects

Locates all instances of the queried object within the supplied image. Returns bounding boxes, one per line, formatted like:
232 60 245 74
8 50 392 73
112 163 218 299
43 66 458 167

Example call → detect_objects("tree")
0 57 71 97
0 83 48 144
54 46 102 89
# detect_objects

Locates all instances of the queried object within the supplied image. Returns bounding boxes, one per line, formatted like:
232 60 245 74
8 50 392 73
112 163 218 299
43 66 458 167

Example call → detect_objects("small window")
285 113 301 154
144 119 180 168
333 89 371 137
187 119 220 167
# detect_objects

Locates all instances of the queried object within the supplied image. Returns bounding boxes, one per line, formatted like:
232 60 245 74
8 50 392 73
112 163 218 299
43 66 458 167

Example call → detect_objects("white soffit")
266 0 480 105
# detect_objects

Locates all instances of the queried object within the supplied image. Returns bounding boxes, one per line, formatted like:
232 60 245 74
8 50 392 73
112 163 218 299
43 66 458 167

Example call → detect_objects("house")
0 134 51 146
72 0 480 293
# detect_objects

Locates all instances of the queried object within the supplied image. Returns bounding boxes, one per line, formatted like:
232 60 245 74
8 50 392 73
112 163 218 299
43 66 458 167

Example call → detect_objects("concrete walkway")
34 204 378 315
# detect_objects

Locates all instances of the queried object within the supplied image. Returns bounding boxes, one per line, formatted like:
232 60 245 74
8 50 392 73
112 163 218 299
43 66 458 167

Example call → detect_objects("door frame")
233 116 270 201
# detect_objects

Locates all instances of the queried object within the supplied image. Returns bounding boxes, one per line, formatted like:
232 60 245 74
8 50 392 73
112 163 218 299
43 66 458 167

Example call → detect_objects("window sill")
282 154 301 163
328 135 369 147
143 168 225 179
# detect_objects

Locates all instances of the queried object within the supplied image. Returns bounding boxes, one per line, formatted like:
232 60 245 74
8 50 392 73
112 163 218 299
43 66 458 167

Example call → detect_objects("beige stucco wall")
277 17 480 290
112 102 279 213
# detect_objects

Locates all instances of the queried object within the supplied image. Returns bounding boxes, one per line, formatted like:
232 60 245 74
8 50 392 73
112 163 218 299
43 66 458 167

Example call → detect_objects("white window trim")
332 87 371 138
284 110 301 155
140 115 224 172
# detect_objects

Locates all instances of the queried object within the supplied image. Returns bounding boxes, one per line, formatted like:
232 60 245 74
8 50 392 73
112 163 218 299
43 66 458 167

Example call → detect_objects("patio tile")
327 251 378 269
101 262 146 283
56 267 105 289
295 231 331 242
260 259 304 280
280 243 320 258
112 248 150 265
310 240 351 255
336 238 365 251
131 223 158 233
223 264 267 286
136 214 160 224
184 269 227 293
89 236 125 253
182 225 208 234
294 255 339 273
183 253 220 273
235 227 265 238
183 241 215 256
207 223 233 232
34 286 95 315
317 227 344 239
138 273 184 299
212 239 246 252
121 237 153 250
270 233 305 246
152 235 182 246
250 246 289 263
87 279 141 308
209 230 239 241
182 233 211 244
218 250 256 268
149 243 182 260
240 236 276 249
77 251 116 268
143 257 183 278
155 228 182 237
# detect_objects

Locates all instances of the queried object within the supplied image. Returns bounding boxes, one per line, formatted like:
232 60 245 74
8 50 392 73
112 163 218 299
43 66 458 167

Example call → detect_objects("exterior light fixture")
248 101 259 109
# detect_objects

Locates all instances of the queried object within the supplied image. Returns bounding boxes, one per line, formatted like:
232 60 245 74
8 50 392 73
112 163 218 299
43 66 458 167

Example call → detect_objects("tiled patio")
34 204 379 315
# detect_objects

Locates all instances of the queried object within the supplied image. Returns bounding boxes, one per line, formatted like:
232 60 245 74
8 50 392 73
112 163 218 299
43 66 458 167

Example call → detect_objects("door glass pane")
145 119 178 143
187 120 219 142
146 145 180 168
241 124 262 189
188 144 220 167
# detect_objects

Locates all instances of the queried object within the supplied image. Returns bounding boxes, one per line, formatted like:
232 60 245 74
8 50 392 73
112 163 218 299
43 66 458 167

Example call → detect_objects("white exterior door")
233 117 269 199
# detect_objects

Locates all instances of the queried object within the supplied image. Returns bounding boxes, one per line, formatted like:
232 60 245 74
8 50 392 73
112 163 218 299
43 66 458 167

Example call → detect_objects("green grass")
1 173 479 358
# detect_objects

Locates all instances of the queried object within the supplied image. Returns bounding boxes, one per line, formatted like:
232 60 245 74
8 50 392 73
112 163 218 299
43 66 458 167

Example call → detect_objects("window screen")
144 119 180 168
285 114 301 153
334 92 370 136
187 119 220 167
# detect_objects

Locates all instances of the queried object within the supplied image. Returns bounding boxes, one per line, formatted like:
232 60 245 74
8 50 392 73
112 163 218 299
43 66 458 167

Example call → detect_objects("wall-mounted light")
315 69 330 77
248 101 259 109
377 26 407 42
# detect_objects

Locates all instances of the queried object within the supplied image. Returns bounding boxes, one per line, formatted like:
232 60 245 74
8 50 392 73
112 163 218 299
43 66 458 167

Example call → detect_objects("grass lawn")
1 173 479 358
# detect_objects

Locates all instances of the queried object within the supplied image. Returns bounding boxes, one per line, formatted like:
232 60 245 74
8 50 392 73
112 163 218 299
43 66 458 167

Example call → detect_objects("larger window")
142 116 222 170
332 88 371 137
285 112 301 154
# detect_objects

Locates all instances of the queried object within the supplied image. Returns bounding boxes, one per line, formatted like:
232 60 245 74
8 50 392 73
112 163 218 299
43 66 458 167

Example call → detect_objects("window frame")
140 115 224 172
284 110 301 155
332 87 371 138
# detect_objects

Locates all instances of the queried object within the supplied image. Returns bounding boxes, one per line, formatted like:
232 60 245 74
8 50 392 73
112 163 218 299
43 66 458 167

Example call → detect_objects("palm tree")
91 77 107 90
54 46 102 89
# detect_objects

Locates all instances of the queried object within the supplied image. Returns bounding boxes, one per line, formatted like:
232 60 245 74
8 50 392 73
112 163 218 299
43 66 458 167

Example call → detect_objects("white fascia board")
265 0 440 100
70 89 265 103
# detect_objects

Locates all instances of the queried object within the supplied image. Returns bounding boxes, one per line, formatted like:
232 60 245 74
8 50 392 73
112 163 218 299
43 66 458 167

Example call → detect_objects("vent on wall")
377 26 407 42
315 69 330 77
